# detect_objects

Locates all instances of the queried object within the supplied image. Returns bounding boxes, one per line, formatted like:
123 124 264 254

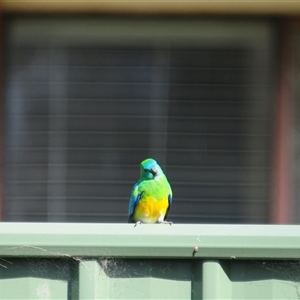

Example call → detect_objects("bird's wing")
128 181 142 223
164 191 172 220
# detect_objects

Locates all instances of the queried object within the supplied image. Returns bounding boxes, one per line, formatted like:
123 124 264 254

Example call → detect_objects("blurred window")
3 17 275 223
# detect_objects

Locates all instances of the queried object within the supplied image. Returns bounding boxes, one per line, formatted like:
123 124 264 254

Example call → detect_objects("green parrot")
128 158 172 224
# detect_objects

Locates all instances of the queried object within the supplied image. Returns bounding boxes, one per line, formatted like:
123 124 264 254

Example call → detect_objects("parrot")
128 158 172 224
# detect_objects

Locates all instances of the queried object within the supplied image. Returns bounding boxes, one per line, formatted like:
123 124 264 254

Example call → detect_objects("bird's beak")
150 167 157 176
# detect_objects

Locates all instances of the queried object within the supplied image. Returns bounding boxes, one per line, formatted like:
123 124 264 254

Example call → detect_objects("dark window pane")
3 17 274 223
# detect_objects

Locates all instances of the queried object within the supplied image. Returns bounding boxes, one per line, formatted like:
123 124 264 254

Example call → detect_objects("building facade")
1 1 300 224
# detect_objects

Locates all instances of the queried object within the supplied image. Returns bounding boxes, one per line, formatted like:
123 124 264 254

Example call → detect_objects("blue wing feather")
128 181 141 222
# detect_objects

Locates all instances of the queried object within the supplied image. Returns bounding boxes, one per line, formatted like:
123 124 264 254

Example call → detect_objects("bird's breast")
133 196 169 224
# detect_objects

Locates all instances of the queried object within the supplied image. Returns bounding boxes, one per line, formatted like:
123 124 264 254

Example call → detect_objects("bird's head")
140 158 163 180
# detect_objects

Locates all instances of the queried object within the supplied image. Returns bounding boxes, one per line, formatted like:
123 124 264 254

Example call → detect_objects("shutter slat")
4 18 273 223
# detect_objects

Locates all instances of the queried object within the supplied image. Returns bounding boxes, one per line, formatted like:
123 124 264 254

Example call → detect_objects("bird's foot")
159 220 172 225
134 221 143 227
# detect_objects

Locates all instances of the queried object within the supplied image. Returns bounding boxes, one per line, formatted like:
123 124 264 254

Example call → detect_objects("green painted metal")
0 223 299 259
0 223 300 299
202 260 231 299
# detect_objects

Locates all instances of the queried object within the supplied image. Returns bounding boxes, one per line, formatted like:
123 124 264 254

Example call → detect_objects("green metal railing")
0 223 300 299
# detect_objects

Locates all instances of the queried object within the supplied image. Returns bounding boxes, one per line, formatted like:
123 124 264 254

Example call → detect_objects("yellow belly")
133 198 169 224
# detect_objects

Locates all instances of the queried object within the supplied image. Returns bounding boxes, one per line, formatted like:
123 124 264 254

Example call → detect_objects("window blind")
3 18 274 223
